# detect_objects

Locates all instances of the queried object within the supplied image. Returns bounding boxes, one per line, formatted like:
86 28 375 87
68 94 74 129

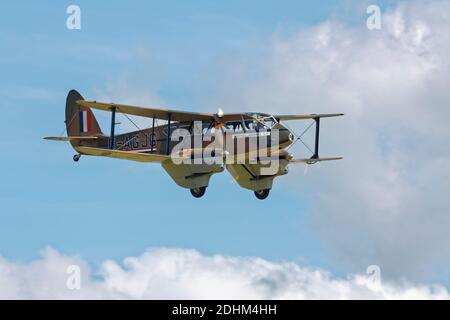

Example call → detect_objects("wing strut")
286 115 342 163
166 113 171 155
313 118 320 159
151 116 156 152
109 106 117 149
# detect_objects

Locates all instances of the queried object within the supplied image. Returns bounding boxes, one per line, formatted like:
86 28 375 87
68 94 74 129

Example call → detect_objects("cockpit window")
244 115 277 131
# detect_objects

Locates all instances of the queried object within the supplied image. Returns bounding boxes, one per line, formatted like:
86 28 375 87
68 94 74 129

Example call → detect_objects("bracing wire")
285 120 315 155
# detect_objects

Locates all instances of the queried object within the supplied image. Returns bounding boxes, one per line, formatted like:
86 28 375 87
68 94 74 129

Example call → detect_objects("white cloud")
0 247 448 299
46 0 450 287
197 0 450 282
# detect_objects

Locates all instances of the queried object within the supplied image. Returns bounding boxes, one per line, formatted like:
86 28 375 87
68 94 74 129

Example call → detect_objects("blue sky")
0 0 402 277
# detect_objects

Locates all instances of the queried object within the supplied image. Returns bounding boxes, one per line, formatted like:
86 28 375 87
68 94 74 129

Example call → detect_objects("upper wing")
274 113 344 121
77 100 215 122
75 146 170 163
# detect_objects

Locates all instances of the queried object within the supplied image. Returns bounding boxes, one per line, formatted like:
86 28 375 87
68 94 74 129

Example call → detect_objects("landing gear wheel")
190 186 206 198
254 189 270 200
73 154 81 162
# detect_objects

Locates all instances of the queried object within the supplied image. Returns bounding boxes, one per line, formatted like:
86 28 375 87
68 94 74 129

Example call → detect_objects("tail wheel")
254 189 270 200
190 186 206 198
73 154 81 162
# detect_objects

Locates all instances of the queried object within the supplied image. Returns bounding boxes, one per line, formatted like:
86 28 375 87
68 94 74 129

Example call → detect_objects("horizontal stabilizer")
44 136 99 141
75 146 170 163
274 113 344 121
289 156 343 164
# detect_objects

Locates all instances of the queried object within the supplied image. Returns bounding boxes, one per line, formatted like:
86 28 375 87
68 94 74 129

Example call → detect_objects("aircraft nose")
277 128 294 147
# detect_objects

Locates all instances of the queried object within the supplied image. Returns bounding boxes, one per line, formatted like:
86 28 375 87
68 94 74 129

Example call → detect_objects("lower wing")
75 146 170 163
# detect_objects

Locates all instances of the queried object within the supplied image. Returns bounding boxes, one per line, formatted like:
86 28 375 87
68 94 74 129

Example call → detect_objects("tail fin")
65 90 102 147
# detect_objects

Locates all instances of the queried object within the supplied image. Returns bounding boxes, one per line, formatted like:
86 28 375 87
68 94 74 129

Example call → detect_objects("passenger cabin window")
163 123 194 136
224 121 245 132
163 122 179 136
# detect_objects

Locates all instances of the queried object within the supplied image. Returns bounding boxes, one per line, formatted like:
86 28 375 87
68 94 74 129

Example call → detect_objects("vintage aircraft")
45 90 343 199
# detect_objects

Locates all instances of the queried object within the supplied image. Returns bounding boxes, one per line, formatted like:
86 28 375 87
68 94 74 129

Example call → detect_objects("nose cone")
279 131 293 148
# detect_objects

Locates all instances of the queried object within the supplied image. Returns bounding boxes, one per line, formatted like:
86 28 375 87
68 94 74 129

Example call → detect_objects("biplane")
45 90 343 199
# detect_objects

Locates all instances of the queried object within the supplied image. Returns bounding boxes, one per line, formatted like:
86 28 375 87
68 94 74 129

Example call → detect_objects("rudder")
65 89 102 147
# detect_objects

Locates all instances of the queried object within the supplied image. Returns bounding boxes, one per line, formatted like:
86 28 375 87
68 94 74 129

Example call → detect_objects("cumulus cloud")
59 0 450 286
194 0 450 283
0 247 448 299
